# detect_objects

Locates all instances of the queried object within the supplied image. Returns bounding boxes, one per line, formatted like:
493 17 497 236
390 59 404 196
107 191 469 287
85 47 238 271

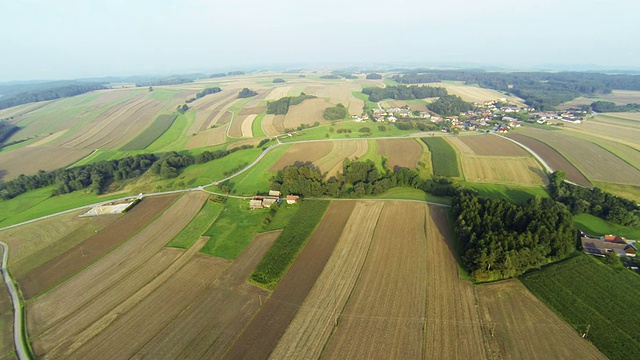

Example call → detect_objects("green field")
366 187 427 201
593 181 640 204
521 255 640 360
420 137 460 177
351 91 378 111
223 144 291 195
280 121 416 143
250 200 329 290
463 183 549 204
120 113 177 150
573 213 640 239
166 199 224 249
0 186 128 228
252 112 267 138
146 111 194 152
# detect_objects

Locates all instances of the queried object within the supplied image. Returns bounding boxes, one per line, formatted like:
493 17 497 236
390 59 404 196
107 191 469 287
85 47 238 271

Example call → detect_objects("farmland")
521 255 640 360
460 156 547 186
120 113 177 150
269 142 333 172
457 134 529 156
313 140 369 177
376 138 422 169
477 280 605 360
420 137 460 177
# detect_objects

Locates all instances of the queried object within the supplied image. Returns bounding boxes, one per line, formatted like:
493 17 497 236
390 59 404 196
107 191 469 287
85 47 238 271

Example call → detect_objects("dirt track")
224 201 356 360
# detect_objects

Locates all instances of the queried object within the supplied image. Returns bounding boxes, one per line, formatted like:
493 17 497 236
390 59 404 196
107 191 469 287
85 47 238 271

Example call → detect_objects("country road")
0 242 30 360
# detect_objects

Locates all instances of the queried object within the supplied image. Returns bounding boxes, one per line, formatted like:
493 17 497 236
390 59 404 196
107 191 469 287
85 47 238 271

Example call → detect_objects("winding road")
0 242 30 360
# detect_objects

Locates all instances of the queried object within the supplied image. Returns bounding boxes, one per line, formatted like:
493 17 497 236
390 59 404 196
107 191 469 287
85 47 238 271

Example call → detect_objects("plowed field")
376 138 422 169
269 142 334 172
224 201 356 360
506 133 591 186
261 114 280 136
460 156 547 186
18 195 178 299
322 202 428 359
424 205 487 359
283 99 328 130
477 280 605 360
270 202 384 359
458 135 529 156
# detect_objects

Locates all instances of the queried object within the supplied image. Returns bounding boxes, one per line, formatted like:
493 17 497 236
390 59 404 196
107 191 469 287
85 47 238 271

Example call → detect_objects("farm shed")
286 195 300 204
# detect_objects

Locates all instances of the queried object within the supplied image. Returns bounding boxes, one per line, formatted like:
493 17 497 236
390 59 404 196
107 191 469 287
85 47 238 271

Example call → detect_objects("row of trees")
549 171 640 226
0 83 106 110
590 100 640 112
210 71 245 78
453 188 576 281
427 95 476 116
150 145 254 179
135 78 193 87
185 87 221 103
361 85 447 102
266 93 316 115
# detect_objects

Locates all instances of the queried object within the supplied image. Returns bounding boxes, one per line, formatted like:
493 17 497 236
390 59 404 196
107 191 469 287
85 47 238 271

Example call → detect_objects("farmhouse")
250 191 283 209
286 195 300 204
581 233 637 257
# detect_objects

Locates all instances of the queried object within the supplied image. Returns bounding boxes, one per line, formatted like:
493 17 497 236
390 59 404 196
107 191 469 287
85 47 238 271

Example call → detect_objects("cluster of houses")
351 98 588 133
581 232 637 258
249 190 299 210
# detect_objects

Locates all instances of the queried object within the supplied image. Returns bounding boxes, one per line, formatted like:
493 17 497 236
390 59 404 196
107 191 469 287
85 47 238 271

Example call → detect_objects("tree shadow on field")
429 205 467 272
530 166 549 186
0 169 6 182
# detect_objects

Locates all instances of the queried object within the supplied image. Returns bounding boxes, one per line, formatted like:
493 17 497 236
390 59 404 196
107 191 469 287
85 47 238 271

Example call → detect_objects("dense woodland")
266 93 316 115
427 95 476 116
0 83 106 110
238 88 258 98
322 103 348 120
0 123 20 143
362 85 447 102
135 78 193 87
365 73 382 79
590 100 640 112
272 78 286 83
0 145 254 200
453 189 576 281
393 70 640 110
549 171 640 227
185 87 221 103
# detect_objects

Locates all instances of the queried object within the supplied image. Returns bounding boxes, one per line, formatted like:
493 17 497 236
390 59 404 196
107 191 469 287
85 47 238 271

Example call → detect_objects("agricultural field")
477 280 605 360
506 133 591 186
120 113 177 150
303 82 364 115
564 113 640 151
518 127 640 186
521 255 640 360
420 137 460 177
456 134 529 156
423 82 525 105
560 90 640 108
460 156 547 186
283 98 329 130
375 138 422 170
573 213 640 239
269 142 333 172
314 140 368 177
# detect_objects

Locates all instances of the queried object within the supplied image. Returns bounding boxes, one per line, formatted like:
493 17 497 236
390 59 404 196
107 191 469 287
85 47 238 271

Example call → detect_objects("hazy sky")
1 0 639 81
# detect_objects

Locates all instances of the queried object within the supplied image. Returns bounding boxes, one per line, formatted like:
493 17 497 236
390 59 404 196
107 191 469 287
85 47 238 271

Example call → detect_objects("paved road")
0 242 30 360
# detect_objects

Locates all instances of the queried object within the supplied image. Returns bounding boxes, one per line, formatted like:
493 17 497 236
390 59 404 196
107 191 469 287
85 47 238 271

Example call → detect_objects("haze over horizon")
2 0 639 82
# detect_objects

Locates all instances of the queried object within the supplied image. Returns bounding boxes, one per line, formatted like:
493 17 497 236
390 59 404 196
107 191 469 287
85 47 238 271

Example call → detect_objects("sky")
1 0 639 81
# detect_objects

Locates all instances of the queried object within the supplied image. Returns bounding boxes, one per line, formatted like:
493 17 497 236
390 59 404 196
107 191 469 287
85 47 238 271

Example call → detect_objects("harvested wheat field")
270 202 384 359
225 201 356 360
458 135 529 156
461 156 547 186
283 98 328 130
425 205 487 359
189 91 238 133
18 195 178 299
265 85 293 100
304 83 363 115
241 114 257 137
520 128 640 186
261 114 280 136
185 125 228 149
376 138 422 169
322 202 428 360
0 146 93 181
425 82 524 105
506 133 591 186
315 140 368 177
26 192 207 348
65 254 230 360
477 280 605 360
445 136 475 154
269 142 334 172
133 231 280 359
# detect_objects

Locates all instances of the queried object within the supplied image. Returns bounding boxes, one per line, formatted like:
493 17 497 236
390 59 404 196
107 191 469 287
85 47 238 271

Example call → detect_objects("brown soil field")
0 313 15 359
261 114 280 136
273 114 286 133
224 201 356 360
322 202 428 359
425 205 487 359
0 146 92 181
461 156 547 186
32 248 183 357
18 195 177 299
379 100 409 108
239 106 266 116
283 99 328 130
26 192 206 339
304 83 364 115
519 128 640 186
446 136 475 154
66 255 230 360
269 142 334 172
376 138 422 169
185 125 228 150
270 202 384 359
133 231 280 359
506 133 591 186
315 140 369 178
458 135 529 156
189 91 238 134
477 280 606 360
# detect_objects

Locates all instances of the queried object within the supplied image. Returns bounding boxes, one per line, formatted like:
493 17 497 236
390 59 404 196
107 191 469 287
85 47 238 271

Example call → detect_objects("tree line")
590 100 640 112
266 93 316 115
361 85 447 102
0 83 106 110
149 145 253 179
135 78 193 87
453 188 576 281
549 171 640 227
427 94 476 116
185 87 221 103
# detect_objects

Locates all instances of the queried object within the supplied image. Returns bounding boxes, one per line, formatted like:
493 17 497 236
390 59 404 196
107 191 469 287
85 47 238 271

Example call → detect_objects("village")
355 98 589 134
